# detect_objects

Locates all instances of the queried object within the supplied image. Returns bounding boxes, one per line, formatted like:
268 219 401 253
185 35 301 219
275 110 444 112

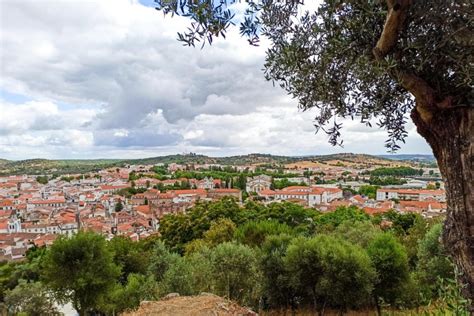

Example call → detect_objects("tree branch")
398 71 436 122
373 0 411 59
373 0 457 124
397 70 456 122
397 71 435 106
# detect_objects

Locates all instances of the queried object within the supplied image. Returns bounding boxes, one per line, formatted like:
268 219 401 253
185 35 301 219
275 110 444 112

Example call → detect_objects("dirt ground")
122 294 444 316
122 293 257 316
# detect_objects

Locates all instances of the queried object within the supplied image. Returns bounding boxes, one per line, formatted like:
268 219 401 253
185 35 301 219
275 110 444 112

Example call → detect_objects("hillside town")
0 157 445 261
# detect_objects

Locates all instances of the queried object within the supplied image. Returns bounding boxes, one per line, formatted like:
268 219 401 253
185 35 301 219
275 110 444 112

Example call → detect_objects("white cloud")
0 0 432 159
0 100 96 135
1 0 278 126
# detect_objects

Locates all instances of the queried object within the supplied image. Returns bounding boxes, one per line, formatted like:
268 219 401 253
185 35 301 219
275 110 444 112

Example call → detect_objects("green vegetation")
153 180 191 191
0 159 123 176
41 232 121 316
370 167 423 177
116 187 147 198
367 233 409 313
0 200 467 315
358 185 380 199
35 176 48 185
60 176 75 182
114 200 124 212
4 280 60 316
272 178 307 189
159 198 318 253
286 235 375 312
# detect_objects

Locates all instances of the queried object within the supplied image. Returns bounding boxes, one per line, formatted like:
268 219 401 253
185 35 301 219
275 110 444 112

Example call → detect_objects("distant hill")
377 154 436 162
0 159 123 176
0 153 427 176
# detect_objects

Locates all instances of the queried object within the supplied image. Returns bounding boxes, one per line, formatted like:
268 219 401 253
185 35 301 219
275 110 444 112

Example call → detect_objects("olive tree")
209 242 260 306
285 235 375 312
155 0 473 303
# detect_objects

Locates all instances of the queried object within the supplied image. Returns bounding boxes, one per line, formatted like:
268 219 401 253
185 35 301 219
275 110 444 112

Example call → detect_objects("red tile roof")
210 189 240 193
172 189 207 196
363 207 391 215
378 188 445 195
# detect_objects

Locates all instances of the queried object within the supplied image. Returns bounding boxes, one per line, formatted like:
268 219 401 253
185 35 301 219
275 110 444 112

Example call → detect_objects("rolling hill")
0 153 430 176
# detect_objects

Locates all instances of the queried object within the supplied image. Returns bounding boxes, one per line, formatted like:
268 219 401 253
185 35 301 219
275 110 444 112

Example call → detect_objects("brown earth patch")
122 293 257 316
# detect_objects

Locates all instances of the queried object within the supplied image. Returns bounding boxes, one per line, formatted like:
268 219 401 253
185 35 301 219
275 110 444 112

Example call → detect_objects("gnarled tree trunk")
374 1 473 306
411 105 474 307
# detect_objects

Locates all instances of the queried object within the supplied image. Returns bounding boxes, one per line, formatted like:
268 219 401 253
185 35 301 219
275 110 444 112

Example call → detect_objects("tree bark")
411 105 474 309
372 0 473 308
373 294 382 316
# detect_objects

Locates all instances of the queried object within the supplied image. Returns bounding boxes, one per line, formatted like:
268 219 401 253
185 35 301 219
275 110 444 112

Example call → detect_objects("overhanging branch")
372 0 456 124
373 0 411 59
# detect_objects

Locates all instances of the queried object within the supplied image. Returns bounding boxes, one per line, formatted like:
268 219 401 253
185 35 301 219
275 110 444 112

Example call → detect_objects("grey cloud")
93 129 181 147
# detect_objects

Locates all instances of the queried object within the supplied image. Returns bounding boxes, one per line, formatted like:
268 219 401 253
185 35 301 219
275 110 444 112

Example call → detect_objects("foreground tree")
156 0 473 303
285 235 375 312
416 223 455 299
109 236 149 284
260 234 297 310
41 231 120 316
209 242 260 306
367 233 410 315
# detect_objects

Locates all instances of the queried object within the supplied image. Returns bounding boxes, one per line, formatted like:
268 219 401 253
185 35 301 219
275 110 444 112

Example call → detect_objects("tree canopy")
41 232 120 316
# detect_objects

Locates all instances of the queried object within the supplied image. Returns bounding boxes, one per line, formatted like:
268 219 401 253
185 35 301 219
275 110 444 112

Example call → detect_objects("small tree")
234 220 293 247
285 235 375 313
260 234 296 310
158 255 194 296
108 236 148 284
209 242 260 306
5 280 60 316
202 218 236 246
41 231 120 316
100 273 158 315
416 224 455 300
115 199 124 212
367 233 410 315
316 236 375 312
35 176 48 185
147 240 177 282
333 221 381 248
186 248 213 294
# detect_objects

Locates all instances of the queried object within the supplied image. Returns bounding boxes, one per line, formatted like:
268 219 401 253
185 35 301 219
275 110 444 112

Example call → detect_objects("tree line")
369 167 424 177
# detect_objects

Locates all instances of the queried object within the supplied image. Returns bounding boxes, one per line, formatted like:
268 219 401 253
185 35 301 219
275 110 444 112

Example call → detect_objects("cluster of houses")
0 161 446 261
0 169 245 260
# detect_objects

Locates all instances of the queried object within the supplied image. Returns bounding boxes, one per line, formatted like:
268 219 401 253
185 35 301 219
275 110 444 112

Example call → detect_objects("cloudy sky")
0 0 432 160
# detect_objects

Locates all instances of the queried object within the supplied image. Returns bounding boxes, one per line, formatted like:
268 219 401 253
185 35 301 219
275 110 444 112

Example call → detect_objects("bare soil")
122 293 257 316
